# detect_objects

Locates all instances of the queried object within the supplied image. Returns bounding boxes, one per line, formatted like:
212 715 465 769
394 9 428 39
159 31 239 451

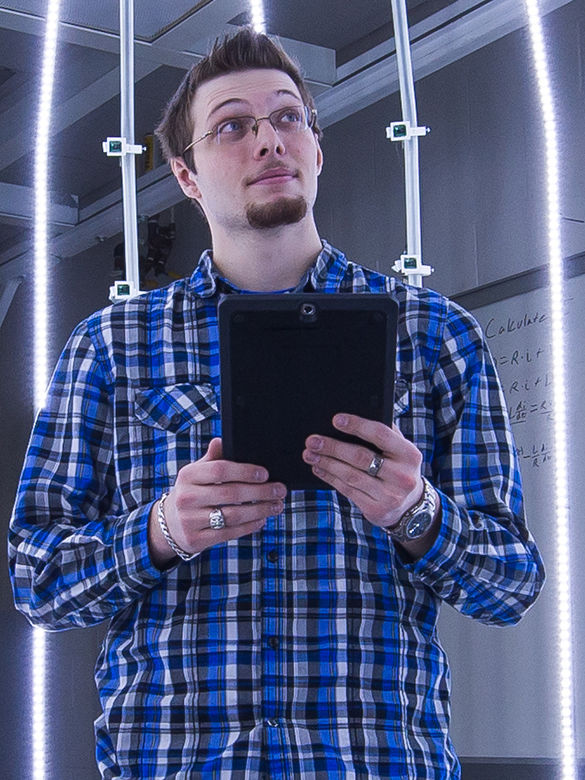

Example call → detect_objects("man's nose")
252 118 285 157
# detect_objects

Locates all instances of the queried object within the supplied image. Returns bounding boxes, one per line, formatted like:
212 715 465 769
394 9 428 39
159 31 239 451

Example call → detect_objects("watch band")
381 476 438 543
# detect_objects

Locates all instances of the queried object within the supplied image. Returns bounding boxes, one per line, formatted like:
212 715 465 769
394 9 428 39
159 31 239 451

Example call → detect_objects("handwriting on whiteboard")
484 311 548 339
476 303 553 469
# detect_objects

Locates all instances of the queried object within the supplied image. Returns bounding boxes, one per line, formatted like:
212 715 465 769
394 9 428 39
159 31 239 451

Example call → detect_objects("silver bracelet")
157 492 198 562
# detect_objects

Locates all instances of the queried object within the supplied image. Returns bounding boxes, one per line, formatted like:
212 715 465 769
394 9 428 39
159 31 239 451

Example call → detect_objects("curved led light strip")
250 0 266 34
524 2 576 778
33 0 61 778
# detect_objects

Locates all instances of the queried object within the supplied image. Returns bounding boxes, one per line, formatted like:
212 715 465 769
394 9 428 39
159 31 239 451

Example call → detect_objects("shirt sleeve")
8 321 166 631
401 298 545 626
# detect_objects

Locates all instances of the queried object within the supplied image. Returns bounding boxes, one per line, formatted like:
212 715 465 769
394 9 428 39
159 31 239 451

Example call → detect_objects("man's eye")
278 108 303 124
217 118 247 135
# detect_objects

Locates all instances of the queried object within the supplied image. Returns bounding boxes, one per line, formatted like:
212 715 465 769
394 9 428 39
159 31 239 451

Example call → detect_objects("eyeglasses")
183 105 317 154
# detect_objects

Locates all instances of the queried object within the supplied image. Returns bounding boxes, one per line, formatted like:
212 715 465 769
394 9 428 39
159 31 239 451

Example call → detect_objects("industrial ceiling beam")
0 181 78 227
318 0 573 125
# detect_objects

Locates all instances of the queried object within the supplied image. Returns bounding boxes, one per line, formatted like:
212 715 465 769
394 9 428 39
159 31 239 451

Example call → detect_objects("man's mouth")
247 167 297 185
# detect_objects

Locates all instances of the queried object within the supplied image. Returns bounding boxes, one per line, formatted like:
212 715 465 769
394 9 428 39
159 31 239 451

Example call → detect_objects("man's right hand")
148 437 287 568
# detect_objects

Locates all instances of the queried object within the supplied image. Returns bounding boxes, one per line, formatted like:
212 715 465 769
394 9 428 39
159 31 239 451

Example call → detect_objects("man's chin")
246 196 307 229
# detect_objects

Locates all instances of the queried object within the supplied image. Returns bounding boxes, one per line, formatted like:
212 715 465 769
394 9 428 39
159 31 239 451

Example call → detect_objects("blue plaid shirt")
9 241 544 779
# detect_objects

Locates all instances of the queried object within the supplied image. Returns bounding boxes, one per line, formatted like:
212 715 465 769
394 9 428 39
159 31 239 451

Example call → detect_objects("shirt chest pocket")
129 382 219 492
134 382 218 433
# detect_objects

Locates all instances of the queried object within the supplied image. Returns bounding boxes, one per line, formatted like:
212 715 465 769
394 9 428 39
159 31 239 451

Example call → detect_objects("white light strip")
524 2 576 778
250 0 266 34
33 1 61 778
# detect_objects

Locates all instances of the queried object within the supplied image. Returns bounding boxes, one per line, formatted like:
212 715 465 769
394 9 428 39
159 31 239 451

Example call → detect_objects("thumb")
202 437 223 462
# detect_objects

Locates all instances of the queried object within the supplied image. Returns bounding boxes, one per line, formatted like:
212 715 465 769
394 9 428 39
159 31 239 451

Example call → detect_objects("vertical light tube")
33 0 61 778
250 1 266 34
524 2 576 778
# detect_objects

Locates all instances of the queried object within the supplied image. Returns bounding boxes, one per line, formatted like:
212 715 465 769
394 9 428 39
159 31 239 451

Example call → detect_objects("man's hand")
149 438 287 568
302 413 440 555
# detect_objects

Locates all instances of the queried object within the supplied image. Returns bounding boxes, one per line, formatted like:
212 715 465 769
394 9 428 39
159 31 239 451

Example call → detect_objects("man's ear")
170 157 202 201
315 138 323 176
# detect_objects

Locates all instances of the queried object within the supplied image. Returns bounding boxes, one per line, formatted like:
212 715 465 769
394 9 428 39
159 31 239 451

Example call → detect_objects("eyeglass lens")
214 106 311 144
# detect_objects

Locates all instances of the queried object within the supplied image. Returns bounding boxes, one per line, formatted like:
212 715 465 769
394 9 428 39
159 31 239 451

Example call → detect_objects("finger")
201 437 223 462
180 511 274 553
192 499 285 533
199 516 271 545
333 414 421 467
331 413 395 452
183 501 284 550
310 461 380 511
177 458 271 486
176 481 287 511
304 435 381 475
307 454 382 502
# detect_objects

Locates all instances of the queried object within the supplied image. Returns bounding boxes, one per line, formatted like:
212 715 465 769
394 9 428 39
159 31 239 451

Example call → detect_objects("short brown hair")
155 26 322 171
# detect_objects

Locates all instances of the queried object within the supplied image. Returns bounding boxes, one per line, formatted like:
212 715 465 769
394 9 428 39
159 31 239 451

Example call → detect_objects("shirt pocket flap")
394 376 410 418
134 383 218 433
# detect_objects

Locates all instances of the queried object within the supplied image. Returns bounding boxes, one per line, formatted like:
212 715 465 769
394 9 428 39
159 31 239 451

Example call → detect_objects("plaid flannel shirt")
9 241 544 779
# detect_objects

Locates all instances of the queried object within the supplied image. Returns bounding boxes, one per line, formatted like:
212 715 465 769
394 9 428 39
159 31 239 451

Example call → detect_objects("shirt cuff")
112 501 169 591
400 490 469 583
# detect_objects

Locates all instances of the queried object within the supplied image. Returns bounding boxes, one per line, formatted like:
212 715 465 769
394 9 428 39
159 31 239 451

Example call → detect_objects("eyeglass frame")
182 105 318 155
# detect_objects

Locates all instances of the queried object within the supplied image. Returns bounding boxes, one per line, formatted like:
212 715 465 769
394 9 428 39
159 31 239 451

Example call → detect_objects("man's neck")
209 218 323 292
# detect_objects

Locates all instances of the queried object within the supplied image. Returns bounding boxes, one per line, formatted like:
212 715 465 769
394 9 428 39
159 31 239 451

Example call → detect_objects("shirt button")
267 549 279 563
170 413 182 426
268 636 279 650
265 718 279 727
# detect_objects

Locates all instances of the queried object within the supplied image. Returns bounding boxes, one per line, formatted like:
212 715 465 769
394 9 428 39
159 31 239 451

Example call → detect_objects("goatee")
246 196 307 229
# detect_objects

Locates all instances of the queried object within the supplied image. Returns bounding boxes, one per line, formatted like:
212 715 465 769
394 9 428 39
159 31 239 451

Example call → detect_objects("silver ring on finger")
367 454 384 478
209 507 226 530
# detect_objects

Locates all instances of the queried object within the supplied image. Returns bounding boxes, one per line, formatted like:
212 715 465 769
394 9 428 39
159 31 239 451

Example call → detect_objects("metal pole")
119 0 140 293
390 0 425 288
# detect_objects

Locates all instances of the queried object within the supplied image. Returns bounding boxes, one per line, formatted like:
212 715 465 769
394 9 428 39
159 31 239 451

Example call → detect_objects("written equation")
492 346 553 428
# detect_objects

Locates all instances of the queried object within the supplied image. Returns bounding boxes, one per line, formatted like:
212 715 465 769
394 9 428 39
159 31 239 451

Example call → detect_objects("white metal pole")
390 0 425 288
119 0 140 293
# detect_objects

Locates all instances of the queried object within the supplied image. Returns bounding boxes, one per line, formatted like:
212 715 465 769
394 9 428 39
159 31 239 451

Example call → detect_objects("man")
9 28 544 779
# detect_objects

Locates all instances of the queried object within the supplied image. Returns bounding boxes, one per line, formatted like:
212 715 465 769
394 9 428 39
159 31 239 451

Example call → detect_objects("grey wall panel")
315 0 584 299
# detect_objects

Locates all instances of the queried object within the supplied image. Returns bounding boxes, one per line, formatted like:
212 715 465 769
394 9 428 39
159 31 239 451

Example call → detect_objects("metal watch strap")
381 476 437 543
156 492 197 562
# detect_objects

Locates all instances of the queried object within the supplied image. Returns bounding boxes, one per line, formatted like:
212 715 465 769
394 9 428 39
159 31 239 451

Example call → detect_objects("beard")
246 196 307 229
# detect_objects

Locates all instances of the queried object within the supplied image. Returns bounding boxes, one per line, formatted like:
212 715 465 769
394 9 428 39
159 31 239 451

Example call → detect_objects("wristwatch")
382 476 438 543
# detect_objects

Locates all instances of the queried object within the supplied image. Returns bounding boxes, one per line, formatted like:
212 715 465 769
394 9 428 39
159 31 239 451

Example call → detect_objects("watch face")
405 510 433 539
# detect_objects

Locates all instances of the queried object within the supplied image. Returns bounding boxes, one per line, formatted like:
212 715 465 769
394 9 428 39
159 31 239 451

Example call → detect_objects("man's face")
174 68 323 233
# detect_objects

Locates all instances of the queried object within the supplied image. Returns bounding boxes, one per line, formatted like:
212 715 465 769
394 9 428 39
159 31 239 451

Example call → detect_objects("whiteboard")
437 267 585 760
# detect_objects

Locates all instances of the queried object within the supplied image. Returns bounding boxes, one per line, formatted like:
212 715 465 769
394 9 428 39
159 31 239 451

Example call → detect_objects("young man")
9 28 544 779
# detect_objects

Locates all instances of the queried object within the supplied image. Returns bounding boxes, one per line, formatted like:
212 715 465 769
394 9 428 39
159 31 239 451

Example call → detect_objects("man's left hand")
302 413 425 531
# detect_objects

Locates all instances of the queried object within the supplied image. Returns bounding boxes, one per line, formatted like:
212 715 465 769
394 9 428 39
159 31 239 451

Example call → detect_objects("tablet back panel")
219 294 398 489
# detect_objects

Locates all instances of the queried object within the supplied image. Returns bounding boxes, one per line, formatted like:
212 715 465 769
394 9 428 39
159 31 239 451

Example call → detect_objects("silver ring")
209 508 226 530
367 454 384 478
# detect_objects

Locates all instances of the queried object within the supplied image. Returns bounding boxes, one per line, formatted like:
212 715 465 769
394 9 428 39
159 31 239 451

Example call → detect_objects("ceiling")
0 0 572 296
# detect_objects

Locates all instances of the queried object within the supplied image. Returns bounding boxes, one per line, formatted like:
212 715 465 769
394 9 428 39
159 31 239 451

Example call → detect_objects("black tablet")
219 293 398 489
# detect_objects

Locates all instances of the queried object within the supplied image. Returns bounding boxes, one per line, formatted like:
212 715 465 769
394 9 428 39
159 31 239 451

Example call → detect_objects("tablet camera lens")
300 302 317 322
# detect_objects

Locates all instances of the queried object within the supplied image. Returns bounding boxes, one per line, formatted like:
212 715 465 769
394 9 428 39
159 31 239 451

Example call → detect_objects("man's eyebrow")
207 89 302 120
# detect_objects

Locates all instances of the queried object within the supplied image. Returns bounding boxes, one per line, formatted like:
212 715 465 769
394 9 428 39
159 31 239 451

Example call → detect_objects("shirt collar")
187 239 350 298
